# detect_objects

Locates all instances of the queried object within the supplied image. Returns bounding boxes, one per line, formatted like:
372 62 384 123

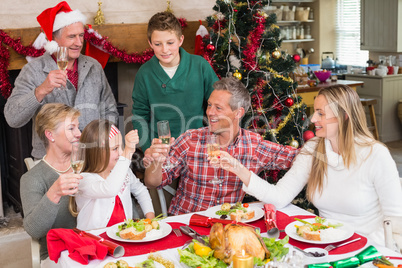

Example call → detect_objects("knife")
179 225 210 247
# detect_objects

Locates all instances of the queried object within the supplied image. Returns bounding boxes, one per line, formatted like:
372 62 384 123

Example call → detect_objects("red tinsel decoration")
178 18 187 30
243 14 266 71
212 19 227 31
0 29 45 98
84 31 154 64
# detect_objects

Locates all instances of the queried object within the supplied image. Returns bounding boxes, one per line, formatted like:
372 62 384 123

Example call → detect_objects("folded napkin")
47 228 108 265
99 222 210 257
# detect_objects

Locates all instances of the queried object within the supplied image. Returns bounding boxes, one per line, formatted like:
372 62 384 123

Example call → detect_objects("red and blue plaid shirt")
161 127 299 215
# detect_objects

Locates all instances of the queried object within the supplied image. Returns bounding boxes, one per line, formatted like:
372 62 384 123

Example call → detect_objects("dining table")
52 202 402 267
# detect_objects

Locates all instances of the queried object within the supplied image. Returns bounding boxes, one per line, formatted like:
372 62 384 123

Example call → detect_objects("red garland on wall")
0 18 188 99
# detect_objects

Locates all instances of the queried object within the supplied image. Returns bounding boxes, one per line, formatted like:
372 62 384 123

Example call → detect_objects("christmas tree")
202 0 312 209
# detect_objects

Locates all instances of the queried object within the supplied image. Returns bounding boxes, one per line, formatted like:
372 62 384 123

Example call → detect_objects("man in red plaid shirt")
144 77 298 215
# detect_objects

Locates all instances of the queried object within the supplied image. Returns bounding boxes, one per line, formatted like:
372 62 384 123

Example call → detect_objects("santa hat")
36 1 86 54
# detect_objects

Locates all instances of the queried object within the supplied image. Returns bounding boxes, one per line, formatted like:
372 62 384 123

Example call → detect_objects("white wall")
0 0 216 29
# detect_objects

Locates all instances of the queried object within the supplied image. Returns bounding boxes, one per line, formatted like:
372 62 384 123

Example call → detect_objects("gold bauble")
289 139 299 148
272 49 281 59
233 70 242 80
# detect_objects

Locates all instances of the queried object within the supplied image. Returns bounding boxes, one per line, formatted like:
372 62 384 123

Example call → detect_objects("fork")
173 228 182 237
324 237 361 252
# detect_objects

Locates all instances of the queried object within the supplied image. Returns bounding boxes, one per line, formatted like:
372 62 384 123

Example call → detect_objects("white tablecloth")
54 203 402 268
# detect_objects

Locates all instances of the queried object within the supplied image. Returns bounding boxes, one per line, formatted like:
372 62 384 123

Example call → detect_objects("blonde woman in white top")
215 85 402 246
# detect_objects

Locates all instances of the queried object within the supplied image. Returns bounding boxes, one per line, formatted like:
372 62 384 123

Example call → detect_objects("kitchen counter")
296 80 364 109
296 80 364 93
345 74 402 142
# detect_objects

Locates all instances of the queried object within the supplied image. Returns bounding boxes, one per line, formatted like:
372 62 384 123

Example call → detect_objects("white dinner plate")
106 221 172 243
204 203 264 223
284 218 354 244
98 256 166 268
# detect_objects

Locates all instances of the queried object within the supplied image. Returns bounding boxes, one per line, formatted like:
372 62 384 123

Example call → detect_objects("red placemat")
98 222 210 257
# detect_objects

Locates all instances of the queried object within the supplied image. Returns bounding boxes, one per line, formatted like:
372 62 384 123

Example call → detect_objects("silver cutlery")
324 237 361 252
292 246 315 257
179 225 209 246
172 228 182 237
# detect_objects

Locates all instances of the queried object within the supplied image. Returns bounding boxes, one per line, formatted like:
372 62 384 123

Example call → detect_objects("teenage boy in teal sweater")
132 12 218 151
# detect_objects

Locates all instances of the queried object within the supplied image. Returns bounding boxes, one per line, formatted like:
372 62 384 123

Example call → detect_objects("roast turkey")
209 223 270 264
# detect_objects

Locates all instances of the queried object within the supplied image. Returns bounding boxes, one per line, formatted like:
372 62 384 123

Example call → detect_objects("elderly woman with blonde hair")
216 84 402 246
20 103 82 265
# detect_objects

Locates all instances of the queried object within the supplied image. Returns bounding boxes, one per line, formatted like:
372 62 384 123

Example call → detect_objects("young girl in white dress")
74 120 155 230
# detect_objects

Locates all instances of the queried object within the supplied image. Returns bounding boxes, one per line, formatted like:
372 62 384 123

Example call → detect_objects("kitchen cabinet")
361 0 402 52
345 74 402 142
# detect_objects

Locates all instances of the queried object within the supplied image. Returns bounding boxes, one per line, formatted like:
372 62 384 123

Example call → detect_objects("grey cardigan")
20 161 77 260
4 53 118 158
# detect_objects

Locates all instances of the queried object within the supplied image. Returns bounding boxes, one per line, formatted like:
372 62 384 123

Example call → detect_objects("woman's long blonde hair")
306 85 377 201
69 119 115 217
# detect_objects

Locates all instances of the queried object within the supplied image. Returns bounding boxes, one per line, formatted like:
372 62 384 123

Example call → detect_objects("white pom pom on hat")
36 1 86 54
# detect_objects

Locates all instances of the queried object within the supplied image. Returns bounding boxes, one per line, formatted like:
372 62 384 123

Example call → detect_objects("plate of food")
106 218 172 243
101 253 175 268
204 202 264 223
284 216 354 244
360 256 402 267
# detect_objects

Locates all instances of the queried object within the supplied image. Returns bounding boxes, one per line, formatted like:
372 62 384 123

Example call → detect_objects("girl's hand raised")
123 130 139 158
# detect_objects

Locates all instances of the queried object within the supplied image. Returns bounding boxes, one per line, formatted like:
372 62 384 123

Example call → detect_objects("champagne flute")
207 134 222 184
56 46 68 89
157 120 175 169
71 142 85 174
70 142 85 196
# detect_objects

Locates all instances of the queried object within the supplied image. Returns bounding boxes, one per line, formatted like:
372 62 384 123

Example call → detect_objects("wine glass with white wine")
157 120 175 169
71 142 85 174
56 46 68 89
207 134 222 184
70 142 85 196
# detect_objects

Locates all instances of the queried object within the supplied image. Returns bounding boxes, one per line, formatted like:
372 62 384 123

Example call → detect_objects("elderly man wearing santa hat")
4 1 118 160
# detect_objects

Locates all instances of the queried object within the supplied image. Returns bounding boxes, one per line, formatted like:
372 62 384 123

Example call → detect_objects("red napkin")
98 222 210 257
47 228 108 264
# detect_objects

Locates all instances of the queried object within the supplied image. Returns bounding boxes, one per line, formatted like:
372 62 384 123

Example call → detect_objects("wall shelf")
282 38 314 43
277 20 314 24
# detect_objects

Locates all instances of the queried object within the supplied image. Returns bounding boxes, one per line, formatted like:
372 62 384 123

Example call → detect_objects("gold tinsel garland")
267 102 303 137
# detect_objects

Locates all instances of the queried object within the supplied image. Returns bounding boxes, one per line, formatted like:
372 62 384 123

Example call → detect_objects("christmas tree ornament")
303 130 315 141
284 97 294 107
233 70 242 80
289 138 299 148
206 43 215 51
293 54 301 63
166 0 173 13
94 1 105 26
272 48 281 59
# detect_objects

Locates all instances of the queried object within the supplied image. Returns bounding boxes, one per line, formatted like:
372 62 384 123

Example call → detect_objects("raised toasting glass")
207 134 222 184
157 120 175 169
71 142 85 174
56 46 68 89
